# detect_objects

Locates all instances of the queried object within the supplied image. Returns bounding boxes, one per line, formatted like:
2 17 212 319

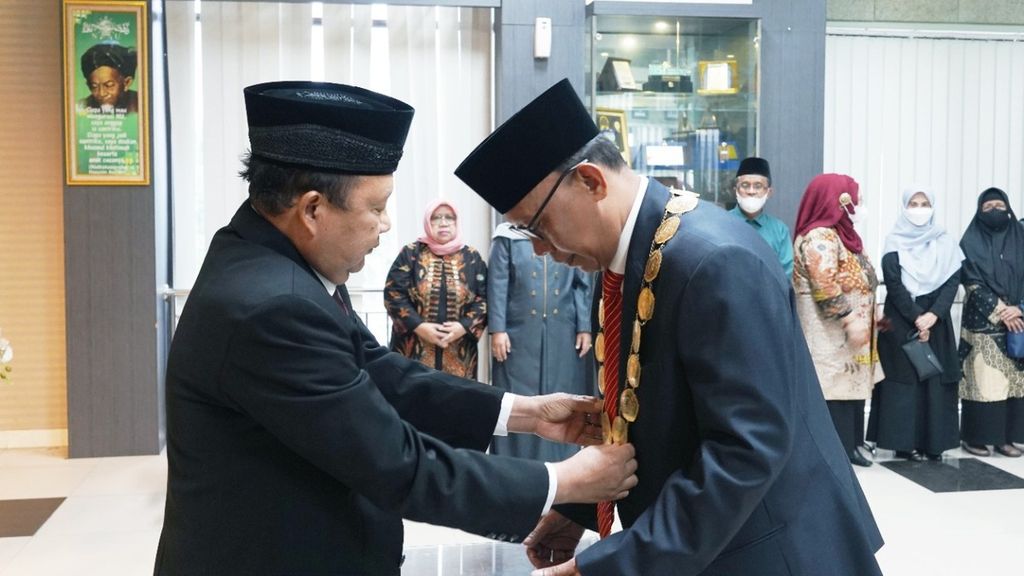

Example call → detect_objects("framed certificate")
697 60 739 95
596 108 630 167
63 0 150 185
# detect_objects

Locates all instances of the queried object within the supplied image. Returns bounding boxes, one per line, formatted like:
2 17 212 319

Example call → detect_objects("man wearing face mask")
729 157 793 278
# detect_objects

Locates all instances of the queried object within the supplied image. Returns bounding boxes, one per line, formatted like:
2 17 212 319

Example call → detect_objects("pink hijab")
418 199 465 256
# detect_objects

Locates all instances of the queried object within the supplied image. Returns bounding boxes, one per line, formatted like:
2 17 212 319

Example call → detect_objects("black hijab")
960 187 1024 303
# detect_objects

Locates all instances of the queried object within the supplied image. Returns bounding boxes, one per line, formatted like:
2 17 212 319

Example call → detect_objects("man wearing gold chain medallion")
456 79 883 576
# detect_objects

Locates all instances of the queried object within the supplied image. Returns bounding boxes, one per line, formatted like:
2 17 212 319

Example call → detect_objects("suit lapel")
619 180 671 381
337 285 367 362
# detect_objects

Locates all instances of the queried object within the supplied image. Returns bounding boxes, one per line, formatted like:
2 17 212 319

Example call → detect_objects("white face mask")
847 204 868 224
905 206 933 227
736 195 768 215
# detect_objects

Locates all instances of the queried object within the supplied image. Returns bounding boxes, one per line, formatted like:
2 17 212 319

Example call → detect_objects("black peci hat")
455 79 599 214
736 157 771 180
244 81 414 174
81 43 137 78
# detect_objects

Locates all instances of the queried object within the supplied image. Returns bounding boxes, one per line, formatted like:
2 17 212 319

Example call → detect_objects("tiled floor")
1 446 1023 575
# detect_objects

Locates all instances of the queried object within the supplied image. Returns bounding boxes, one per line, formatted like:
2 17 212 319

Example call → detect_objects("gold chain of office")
595 189 699 445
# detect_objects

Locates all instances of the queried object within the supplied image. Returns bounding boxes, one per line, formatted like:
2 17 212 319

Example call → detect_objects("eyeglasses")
510 159 588 241
736 181 768 192
430 214 457 223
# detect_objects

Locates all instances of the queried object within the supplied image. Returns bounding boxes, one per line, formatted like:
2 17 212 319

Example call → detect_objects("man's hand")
552 443 637 504
414 323 450 348
525 511 584 570
575 333 592 358
492 332 512 362
507 394 604 445
531 558 581 576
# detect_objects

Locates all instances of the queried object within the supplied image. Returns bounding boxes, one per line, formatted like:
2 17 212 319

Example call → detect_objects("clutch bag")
901 331 943 381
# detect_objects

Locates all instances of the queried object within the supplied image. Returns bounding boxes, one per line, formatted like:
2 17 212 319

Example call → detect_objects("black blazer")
154 203 548 576
877 252 961 384
567 180 883 576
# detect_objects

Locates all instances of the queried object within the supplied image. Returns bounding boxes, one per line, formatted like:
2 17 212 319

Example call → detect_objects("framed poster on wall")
62 0 149 185
596 108 630 167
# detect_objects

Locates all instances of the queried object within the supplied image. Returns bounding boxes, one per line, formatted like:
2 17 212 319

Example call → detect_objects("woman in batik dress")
385 199 487 379
793 173 884 467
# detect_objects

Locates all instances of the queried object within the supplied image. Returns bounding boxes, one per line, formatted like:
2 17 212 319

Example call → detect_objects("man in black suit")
154 81 638 576
455 79 884 576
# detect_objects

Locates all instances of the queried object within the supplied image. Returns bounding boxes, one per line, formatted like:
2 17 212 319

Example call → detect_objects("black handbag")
901 330 943 381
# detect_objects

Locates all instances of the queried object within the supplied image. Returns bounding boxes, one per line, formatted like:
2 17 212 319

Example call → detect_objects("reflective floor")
0 445 1023 575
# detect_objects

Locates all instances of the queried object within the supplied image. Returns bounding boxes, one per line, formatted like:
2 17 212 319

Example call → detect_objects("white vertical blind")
166 2 494 293
824 31 1024 267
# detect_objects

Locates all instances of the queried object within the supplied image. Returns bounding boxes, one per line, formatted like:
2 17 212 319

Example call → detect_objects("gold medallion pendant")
638 287 655 321
666 191 700 215
626 354 641 388
620 388 639 422
654 216 680 244
593 189 696 452
644 250 663 283
612 415 629 444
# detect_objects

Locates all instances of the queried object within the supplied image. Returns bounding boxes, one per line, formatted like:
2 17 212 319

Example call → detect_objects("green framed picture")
63 0 149 185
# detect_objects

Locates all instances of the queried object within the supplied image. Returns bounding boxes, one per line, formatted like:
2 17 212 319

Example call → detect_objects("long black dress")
957 188 1024 447
868 252 961 455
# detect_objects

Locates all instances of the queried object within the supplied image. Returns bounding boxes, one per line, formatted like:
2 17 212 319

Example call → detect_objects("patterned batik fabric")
794 227 884 400
959 283 1024 402
385 242 488 379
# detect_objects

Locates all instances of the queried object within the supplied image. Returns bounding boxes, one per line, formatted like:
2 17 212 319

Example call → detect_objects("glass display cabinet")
586 14 760 207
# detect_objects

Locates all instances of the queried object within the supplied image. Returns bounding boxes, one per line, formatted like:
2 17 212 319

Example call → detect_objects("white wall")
166 2 495 296
824 26 1024 267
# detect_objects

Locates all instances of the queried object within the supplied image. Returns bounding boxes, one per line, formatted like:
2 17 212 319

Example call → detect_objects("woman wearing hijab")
487 222 594 461
958 187 1024 458
384 200 487 379
867 186 962 461
793 174 884 467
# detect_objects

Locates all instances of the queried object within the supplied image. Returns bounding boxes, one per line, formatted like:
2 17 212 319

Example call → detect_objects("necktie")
597 270 624 538
332 287 350 315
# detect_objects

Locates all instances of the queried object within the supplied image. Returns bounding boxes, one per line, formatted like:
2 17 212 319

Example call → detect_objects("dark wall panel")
64 187 161 457
496 0 587 123
64 0 166 458
759 0 827 226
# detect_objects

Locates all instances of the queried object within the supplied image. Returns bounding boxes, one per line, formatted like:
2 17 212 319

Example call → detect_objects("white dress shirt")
313 270 558 514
